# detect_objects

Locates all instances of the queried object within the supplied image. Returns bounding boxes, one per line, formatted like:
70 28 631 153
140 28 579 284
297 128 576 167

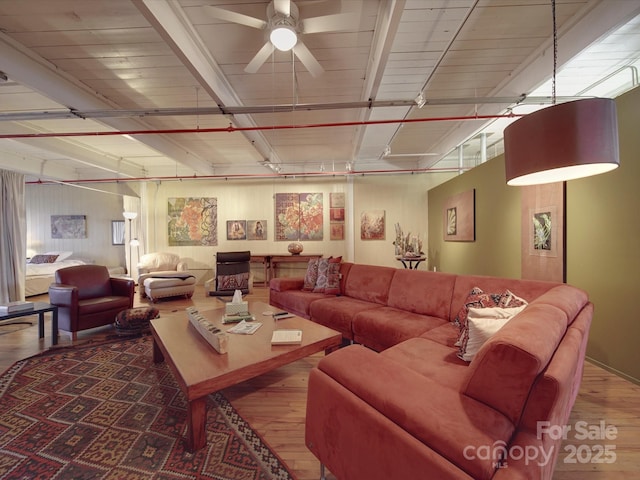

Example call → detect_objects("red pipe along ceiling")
0 113 522 139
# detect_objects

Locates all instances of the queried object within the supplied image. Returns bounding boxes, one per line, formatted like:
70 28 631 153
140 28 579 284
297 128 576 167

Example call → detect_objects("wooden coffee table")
150 301 341 451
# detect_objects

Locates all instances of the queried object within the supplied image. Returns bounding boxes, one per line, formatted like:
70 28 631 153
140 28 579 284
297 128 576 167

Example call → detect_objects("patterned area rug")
0 335 295 479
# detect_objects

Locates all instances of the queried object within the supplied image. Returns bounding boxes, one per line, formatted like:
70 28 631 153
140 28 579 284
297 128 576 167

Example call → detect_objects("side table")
0 302 59 345
396 255 427 270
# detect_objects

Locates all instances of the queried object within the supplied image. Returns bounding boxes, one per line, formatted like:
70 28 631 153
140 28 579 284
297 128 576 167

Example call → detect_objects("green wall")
428 86 640 384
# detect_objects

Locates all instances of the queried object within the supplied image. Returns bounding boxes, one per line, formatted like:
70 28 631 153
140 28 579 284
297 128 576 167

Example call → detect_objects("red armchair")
49 264 134 340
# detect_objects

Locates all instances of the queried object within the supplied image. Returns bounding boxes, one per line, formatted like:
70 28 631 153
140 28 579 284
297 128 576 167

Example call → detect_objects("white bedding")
26 259 88 277
25 259 88 297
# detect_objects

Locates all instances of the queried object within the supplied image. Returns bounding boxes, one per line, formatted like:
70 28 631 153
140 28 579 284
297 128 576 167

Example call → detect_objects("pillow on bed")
29 254 59 264
45 251 73 262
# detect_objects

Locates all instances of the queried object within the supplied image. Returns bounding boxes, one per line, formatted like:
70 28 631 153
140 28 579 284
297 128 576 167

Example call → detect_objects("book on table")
0 301 34 314
271 329 303 345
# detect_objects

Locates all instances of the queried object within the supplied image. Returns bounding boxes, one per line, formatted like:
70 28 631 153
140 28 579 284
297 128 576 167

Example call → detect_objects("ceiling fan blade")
273 0 291 17
301 12 358 34
293 41 324 77
245 42 275 73
204 5 267 30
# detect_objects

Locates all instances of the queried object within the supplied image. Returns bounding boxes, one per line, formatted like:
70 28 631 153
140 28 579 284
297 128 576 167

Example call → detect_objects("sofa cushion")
352 307 447 351
313 256 342 294
310 296 384 339
269 288 331 319
381 338 469 391
386 269 457 320
419 322 461 348
343 264 395 305
463 303 568 424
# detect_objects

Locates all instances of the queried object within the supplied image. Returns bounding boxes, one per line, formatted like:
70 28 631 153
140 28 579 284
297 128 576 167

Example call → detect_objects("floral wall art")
167 197 218 246
275 193 323 241
360 210 385 240
521 183 565 282
443 189 475 242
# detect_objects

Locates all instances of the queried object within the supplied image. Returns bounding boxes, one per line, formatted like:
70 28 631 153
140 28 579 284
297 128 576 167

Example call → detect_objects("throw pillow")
217 272 249 290
45 251 73 262
303 258 320 291
457 305 526 361
324 256 343 295
312 258 331 293
454 287 528 330
29 254 59 264
313 257 343 294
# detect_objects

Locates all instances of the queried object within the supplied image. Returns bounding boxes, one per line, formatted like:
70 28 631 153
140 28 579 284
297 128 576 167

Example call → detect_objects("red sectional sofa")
268 262 592 480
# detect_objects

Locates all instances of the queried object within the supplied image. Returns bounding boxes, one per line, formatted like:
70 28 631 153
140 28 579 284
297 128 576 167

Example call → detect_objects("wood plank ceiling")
0 0 639 183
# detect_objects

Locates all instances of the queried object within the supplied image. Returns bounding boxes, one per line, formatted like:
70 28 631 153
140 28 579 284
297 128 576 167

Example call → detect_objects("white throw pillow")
458 305 526 362
45 251 73 262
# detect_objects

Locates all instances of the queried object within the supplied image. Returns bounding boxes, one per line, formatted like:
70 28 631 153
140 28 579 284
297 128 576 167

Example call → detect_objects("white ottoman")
142 274 196 302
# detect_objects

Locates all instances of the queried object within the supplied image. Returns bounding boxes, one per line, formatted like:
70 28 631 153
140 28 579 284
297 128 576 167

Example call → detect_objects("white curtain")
0 170 26 303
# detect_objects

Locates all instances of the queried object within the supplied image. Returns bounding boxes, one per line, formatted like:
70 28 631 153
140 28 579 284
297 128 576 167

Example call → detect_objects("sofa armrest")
110 277 135 300
48 284 78 307
310 345 515 480
176 260 188 271
269 276 304 292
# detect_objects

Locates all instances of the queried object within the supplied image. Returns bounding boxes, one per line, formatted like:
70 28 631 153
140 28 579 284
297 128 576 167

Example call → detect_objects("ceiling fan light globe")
270 26 297 51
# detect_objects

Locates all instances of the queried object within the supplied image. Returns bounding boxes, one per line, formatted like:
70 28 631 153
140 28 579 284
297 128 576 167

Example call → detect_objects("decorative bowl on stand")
288 242 304 255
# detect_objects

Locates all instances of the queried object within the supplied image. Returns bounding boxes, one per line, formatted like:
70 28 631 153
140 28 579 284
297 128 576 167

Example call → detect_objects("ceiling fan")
204 0 357 77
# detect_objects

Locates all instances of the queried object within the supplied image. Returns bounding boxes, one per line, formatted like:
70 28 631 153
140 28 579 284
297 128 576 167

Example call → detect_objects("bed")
25 252 88 297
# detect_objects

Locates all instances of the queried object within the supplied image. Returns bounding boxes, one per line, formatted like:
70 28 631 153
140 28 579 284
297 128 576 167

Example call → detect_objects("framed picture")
443 190 475 242
168 197 218 246
330 223 344 240
111 220 125 245
360 210 385 240
51 215 87 239
247 220 267 240
275 192 324 241
521 183 565 282
227 220 247 240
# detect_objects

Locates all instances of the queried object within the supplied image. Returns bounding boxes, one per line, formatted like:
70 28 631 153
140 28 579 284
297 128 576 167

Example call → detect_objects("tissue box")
225 301 248 315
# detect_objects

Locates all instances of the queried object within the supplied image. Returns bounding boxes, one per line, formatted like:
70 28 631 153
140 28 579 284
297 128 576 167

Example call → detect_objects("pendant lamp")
504 0 620 186
504 98 619 186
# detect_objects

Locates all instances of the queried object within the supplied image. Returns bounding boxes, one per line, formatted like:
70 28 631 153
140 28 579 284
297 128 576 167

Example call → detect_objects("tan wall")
428 86 640 384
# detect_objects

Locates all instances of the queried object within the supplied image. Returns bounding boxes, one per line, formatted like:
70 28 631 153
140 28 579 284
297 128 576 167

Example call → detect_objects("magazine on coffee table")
227 320 262 335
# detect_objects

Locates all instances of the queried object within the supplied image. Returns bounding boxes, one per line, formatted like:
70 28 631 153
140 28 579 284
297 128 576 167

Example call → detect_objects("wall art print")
443 189 475 242
51 215 87 239
168 197 217 246
275 192 323 241
330 223 344 241
360 210 385 240
521 183 565 282
247 220 267 240
227 220 247 240
330 192 346 240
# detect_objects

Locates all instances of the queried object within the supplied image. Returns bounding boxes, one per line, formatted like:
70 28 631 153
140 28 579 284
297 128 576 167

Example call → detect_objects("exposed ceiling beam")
0 30 215 175
132 0 282 165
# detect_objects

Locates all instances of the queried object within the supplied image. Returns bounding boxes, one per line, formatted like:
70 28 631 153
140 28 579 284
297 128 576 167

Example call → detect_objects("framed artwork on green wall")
443 189 475 242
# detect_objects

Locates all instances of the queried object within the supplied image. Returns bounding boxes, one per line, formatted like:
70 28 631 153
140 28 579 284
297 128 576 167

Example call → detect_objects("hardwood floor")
1 286 638 480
